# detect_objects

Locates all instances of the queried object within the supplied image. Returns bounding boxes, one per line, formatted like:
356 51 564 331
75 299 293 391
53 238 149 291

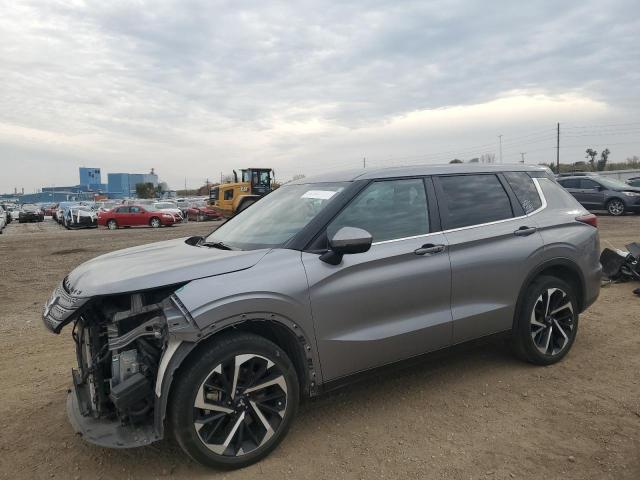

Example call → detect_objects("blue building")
79 167 102 190
107 171 159 198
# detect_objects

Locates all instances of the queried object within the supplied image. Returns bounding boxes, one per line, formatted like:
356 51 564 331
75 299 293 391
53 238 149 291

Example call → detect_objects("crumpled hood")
66 237 269 297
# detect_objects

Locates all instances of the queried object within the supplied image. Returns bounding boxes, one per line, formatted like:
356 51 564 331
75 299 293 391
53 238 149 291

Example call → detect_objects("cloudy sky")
1 0 639 193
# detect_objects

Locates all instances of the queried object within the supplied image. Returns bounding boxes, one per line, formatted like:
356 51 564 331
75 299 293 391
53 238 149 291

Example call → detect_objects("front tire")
169 332 299 469
607 198 625 216
150 217 161 228
512 275 578 365
107 219 118 230
237 199 255 213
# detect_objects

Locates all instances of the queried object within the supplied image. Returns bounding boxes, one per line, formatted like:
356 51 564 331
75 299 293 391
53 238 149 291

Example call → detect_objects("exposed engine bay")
71 289 177 427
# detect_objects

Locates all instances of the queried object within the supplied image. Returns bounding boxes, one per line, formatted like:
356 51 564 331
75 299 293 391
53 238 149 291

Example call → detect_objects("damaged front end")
44 280 195 448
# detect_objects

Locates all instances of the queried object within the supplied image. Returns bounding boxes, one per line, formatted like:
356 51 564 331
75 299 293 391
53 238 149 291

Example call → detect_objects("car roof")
290 163 549 184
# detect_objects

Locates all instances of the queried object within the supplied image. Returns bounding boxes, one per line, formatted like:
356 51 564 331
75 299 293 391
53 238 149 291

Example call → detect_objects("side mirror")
320 227 372 265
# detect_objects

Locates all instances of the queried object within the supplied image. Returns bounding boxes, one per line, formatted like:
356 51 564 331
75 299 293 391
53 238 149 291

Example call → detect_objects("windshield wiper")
201 241 234 250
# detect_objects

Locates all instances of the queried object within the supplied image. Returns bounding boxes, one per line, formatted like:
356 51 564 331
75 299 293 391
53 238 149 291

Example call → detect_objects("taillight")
576 213 598 228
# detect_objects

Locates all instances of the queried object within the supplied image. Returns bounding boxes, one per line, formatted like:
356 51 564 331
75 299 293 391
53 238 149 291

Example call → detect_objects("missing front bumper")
66 388 159 449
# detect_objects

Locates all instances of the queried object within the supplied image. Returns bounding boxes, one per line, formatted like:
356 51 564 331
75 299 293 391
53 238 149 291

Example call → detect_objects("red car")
43 204 57 217
98 205 176 229
185 201 222 222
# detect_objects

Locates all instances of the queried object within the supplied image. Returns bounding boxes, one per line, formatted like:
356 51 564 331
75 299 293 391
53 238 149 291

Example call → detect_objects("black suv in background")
557 176 640 216
18 204 45 223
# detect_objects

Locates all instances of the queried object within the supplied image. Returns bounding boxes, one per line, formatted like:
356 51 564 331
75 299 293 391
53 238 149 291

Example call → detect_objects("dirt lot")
0 217 639 479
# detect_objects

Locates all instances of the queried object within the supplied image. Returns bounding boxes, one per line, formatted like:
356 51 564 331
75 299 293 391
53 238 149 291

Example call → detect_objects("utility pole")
556 122 560 173
363 157 366 168
498 135 503 163
520 152 526 163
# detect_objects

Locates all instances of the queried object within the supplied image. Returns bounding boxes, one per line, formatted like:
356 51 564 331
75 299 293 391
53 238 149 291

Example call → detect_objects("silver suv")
43 164 601 468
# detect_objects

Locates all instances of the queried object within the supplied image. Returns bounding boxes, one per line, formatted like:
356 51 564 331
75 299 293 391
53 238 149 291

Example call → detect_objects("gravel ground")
0 216 639 479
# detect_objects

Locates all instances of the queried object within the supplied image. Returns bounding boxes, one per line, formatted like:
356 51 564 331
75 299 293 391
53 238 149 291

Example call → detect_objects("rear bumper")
66 387 159 449
582 263 602 312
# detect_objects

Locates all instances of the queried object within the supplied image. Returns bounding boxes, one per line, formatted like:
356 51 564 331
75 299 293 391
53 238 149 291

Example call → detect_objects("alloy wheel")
193 353 288 457
107 220 117 230
150 218 161 228
530 288 574 356
608 199 624 216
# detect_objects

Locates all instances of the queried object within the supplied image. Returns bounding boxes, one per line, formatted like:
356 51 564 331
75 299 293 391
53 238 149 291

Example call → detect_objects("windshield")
598 177 634 190
205 183 347 249
154 202 176 209
22 204 39 212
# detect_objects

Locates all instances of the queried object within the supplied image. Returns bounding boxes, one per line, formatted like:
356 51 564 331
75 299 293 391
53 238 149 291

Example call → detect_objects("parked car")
0 205 6 233
0 203 11 225
557 175 640 215
185 200 222 221
55 202 77 224
8 205 20 222
42 204 57 217
97 205 177 229
43 164 601 469
18 204 44 223
63 205 98 229
152 201 184 222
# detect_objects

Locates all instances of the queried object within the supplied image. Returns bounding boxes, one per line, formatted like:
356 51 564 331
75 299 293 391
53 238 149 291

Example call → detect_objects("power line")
563 121 640 130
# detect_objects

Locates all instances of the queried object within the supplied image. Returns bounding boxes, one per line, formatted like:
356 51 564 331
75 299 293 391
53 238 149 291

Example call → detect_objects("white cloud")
0 0 639 192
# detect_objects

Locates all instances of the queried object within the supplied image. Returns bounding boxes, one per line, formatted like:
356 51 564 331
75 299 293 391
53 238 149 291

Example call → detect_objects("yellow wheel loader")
209 168 273 217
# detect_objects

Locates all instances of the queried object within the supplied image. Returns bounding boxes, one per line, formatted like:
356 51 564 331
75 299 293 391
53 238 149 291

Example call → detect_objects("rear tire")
606 198 625 216
169 332 299 469
512 275 579 365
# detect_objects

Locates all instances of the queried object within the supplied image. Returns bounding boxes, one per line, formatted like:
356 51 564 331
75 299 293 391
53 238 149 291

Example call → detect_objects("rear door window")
503 171 542 214
327 179 429 243
559 178 580 189
580 179 600 190
436 174 514 229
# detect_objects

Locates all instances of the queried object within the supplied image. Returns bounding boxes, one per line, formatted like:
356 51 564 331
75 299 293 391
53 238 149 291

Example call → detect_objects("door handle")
414 244 446 255
514 226 538 237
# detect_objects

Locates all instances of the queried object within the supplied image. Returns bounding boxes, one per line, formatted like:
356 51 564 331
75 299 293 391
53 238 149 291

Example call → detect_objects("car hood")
617 186 640 193
66 237 270 297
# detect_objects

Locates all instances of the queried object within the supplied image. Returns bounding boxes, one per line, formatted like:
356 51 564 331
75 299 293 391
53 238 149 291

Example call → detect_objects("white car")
152 201 183 222
0 206 7 233
9 207 20 222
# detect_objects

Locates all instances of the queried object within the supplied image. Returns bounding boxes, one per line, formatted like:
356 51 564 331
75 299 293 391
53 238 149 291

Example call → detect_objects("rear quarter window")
436 174 514 229
503 171 542 214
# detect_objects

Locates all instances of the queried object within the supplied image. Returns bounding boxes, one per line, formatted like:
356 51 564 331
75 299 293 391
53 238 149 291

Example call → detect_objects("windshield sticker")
301 190 337 200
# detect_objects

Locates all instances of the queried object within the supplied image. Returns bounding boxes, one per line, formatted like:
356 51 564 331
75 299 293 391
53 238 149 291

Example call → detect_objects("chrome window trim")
371 177 547 246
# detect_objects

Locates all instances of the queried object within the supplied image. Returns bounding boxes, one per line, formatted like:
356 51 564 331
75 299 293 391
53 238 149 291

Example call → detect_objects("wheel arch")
514 258 586 327
154 313 316 440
